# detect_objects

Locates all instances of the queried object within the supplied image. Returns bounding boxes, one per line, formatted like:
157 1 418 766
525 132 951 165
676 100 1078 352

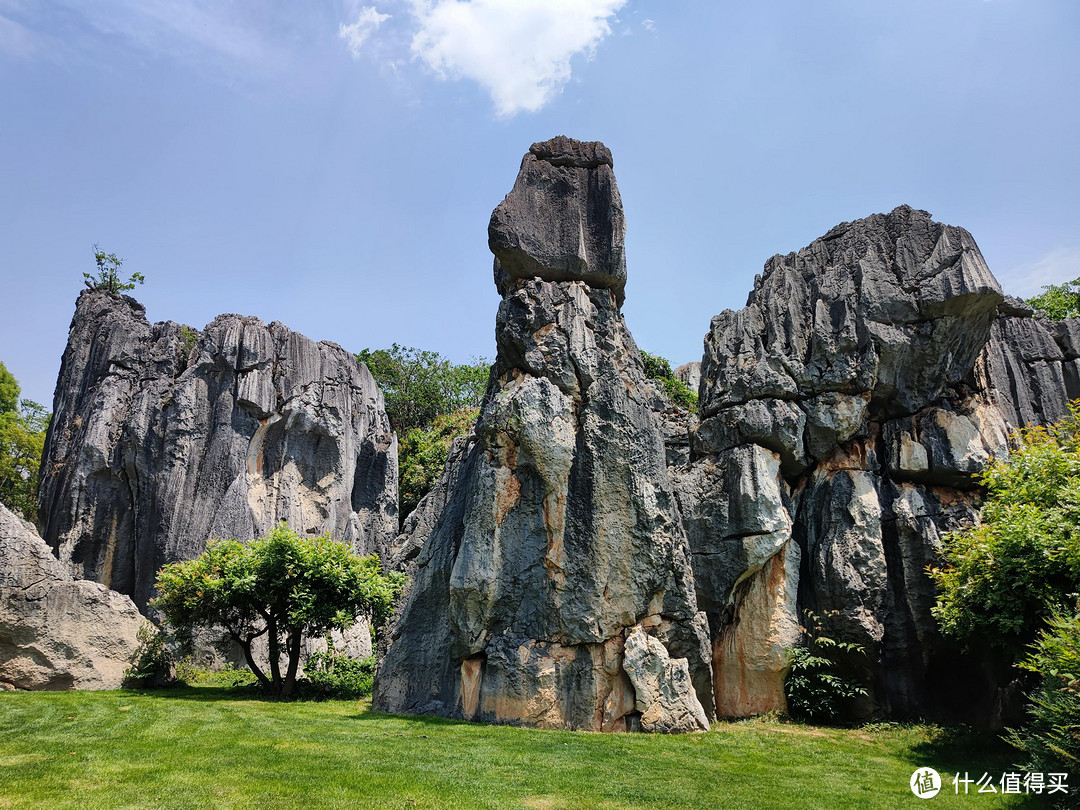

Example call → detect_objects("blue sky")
2 0 1078 406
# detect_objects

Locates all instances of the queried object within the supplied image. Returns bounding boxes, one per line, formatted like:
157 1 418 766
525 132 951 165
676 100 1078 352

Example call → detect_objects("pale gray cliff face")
0 503 146 690
38 292 398 609
375 138 711 732
678 205 1079 723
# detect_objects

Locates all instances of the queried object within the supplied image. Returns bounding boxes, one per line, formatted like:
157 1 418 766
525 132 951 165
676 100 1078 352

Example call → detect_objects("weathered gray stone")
375 138 712 731
673 362 701 395
700 205 1003 419
0 503 146 690
38 293 398 609
489 136 626 306
623 626 709 733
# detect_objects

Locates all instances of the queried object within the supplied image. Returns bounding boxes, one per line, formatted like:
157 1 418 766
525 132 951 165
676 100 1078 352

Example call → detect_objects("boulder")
0 503 146 690
489 136 626 305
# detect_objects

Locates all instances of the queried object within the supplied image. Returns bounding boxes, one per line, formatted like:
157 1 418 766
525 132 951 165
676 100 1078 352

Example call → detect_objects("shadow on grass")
120 684 301 703
900 726 1046 807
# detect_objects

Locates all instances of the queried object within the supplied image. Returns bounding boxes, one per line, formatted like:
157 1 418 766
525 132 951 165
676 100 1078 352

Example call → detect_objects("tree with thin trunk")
153 525 404 697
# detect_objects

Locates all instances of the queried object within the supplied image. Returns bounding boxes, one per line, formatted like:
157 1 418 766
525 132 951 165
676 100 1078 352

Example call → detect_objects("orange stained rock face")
713 545 794 718
460 658 483 720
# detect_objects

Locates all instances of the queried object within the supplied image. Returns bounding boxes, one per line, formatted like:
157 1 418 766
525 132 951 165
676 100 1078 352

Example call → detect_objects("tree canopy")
153 525 405 697
0 361 50 523
1027 277 1080 321
356 344 488 434
639 350 698 412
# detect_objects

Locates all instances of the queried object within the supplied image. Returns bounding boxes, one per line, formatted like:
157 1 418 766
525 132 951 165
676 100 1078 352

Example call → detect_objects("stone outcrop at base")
0 503 146 690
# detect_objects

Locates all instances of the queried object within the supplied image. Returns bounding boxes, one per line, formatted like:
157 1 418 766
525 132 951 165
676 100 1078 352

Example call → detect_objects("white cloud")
997 246 1080 298
340 6 390 58
408 0 627 117
642 18 655 32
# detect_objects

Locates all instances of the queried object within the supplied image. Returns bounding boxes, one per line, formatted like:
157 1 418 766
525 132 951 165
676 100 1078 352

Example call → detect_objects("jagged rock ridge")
38 293 398 609
678 204 1079 722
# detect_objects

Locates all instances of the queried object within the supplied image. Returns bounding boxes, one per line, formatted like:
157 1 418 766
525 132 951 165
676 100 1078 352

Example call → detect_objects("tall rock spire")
374 137 712 732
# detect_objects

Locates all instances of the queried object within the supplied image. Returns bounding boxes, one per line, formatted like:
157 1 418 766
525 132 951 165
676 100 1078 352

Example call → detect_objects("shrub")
398 407 478 521
84 245 145 294
1007 607 1080 780
929 402 1080 656
640 350 698 412
1028 278 1080 321
123 625 175 687
785 611 868 724
303 642 376 699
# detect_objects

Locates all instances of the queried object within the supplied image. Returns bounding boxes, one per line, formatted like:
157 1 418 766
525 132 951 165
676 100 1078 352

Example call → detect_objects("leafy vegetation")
784 610 868 724
357 345 489 523
1028 278 1080 321
303 643 377 699
83 244 145 294
152 525 405 697
640 349 698 411
929 402 1080 656
1007 606 1080 780
356 344 488 434
398 407 478 519
0 689 1036 809
0 361 50 523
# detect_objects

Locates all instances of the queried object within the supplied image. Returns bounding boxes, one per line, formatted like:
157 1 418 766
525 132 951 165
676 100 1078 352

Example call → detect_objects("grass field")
0 686 1049 809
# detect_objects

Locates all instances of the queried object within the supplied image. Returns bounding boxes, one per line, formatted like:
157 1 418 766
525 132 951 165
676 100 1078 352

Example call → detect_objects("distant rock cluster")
3 136 1077 728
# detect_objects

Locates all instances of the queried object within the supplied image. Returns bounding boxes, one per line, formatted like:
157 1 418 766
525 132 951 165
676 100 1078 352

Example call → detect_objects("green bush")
930 402 1080 656
175 658 258 688
398 408 478 521
1028 278 1080 321
84 244 145 294
123 625 175 687
640 350 698 412
1007 607 1080 781
785 611 868 724
303 643 376 699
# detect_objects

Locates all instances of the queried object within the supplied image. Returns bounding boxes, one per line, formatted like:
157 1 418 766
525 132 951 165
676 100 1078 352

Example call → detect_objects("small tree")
152 525 405 697
84 244 145 294
784 610 868 724
1028 278 1080 321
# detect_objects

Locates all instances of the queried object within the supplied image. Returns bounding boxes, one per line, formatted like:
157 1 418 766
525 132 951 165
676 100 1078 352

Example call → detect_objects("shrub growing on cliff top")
1028 278 1080 321
153 525 404 697
639 349 698 412
83 244 145 294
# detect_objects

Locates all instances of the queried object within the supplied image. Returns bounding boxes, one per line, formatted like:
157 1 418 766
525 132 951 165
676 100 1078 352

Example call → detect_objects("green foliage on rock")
84 244 145 294
929 403 1080 655
355 344 489 433
1028 278 1080 321
785 610 868 724
399 407 479 520
152 525 405 697
0 361 50 523
1007 606 1080 778
639 350 698 412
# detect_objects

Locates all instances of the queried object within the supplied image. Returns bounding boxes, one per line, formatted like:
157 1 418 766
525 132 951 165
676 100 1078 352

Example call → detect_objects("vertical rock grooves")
38 293 398 610
374 137 712 732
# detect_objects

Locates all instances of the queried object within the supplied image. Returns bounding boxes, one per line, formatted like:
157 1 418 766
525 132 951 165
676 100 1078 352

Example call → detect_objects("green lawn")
0 687 1048 809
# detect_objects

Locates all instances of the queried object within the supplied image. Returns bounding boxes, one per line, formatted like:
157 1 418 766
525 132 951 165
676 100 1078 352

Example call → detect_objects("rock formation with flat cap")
375 138 711 732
